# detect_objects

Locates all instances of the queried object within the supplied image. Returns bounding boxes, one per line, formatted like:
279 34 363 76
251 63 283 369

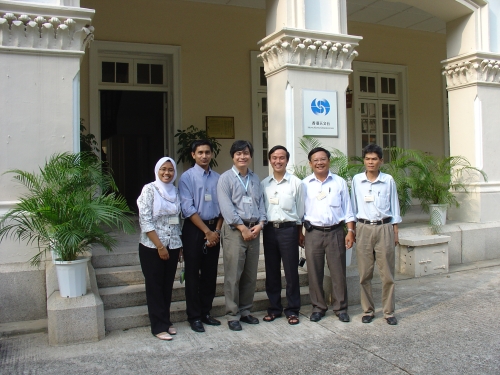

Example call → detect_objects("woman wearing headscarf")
137 157 183 341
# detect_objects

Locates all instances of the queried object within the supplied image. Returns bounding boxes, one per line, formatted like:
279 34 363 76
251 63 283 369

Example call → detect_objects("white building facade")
1 0 500 339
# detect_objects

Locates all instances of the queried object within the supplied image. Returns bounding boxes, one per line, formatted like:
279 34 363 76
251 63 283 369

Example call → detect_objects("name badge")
168 215 180 225
204 194 212 202
364 195 375 202
269 197 279 205
242 196 252 204
316 191 327 201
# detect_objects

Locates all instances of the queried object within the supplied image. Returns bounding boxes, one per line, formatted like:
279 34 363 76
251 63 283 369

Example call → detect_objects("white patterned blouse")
137 183 183 250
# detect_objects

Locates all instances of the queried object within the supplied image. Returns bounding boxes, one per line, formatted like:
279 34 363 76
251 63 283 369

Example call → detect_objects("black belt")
357 217 392 225
243 221 258 228
311 221 344 232
267 221 296 229
203 218 219 225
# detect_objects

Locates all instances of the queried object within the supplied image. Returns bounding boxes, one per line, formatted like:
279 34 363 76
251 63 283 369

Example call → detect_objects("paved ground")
1 262 500 375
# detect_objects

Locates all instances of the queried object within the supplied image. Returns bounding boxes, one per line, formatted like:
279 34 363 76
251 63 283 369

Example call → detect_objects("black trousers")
263 224 301 317
182 218 220 323
138 243 180 335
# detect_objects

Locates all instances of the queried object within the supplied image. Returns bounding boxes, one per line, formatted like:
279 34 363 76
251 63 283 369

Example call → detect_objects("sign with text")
303 90 338 137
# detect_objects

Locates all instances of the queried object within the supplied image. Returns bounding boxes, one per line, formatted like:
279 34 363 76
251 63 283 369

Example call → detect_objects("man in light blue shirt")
217 140 266 331
179 140 223 333
261 145 304 325
350 144 401 325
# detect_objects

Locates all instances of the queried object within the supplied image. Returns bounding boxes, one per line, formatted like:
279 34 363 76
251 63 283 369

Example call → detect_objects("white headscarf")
152 157 180 218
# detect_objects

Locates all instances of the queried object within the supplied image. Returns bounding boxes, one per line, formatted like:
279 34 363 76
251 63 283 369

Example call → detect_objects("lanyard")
233 167 250 192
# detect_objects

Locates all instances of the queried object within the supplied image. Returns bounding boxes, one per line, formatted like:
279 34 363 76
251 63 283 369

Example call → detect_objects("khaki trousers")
304 226 347 315
221 222 260 321
356 222 395 318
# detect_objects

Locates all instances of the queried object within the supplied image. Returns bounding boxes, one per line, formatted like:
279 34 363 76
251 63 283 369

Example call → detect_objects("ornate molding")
442 53 500 89
258 28 361 76
0 5 94 54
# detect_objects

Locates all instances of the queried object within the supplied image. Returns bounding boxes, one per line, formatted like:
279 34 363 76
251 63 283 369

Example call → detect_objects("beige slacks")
356 222 395 318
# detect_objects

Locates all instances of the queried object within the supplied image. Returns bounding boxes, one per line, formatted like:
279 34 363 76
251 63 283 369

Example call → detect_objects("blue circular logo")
311 99 330 116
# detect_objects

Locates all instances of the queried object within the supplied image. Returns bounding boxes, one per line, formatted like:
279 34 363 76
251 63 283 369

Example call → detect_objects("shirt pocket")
375 194 390 210
329 194 341 208
279 193 294 212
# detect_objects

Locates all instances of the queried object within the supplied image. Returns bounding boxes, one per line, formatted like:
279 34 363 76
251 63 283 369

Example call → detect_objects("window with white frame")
353 63 408 161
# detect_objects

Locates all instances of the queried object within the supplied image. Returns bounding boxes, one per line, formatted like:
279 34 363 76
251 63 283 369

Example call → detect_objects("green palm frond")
0 152 135 266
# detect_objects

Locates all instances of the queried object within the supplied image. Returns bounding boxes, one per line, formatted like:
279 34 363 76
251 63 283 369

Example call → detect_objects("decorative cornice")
258 28 362 77
442 52 500 89
0 3 94 54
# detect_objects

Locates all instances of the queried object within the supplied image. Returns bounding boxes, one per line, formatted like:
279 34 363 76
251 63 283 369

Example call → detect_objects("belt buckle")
248 222 256 228
208 219 215 224
369 220 377 225
273 222 280 228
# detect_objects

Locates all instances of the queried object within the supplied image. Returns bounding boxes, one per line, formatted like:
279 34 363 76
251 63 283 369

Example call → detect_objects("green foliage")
174 125 222 168
408 153 488 213
0 152 135 266
80 119 99 154
293 136 363 182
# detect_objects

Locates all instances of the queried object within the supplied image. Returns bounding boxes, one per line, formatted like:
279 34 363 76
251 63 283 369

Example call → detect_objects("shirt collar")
361 171 387 183
194 163 211 176
269 171 290 183
232 166 253 177
307 171 333 183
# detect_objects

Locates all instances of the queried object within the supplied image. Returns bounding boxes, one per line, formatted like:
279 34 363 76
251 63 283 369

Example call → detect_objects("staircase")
92 224 311 332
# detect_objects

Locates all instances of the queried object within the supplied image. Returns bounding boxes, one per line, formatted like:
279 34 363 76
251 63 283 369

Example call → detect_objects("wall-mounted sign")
303 90 338 137
206 116 235 139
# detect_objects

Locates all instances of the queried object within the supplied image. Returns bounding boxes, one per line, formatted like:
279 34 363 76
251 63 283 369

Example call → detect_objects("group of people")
136 139 401 341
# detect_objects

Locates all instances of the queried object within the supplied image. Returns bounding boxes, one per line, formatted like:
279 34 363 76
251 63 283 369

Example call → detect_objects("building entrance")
100 90 166 211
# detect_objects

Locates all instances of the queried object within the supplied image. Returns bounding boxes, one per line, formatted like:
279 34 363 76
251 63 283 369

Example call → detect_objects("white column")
260 0 361 169
0 0 94 255
442 1 500 223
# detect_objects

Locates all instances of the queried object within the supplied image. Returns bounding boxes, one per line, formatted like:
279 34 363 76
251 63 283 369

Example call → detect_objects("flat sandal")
263 313 282 322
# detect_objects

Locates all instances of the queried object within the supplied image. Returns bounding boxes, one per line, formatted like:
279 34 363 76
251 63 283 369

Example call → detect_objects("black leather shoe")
386 316 398 325
201 315 221 326
240 315 259 324
190 320 205 333
362 315 374 324
228 320 242 331
338 313 350 322
310 312 324 322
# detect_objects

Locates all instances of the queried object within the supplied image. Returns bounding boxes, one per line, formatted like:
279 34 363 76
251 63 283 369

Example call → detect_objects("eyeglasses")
311 158 329 163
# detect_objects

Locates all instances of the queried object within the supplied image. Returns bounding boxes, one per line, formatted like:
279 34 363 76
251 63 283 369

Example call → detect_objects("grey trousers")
356 222 395 318
304 226 347 315
221 221 260 321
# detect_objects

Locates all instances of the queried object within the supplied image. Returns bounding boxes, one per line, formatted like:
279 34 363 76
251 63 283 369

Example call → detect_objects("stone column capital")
442 52 500 90
0 1 95 55
258 27 362 77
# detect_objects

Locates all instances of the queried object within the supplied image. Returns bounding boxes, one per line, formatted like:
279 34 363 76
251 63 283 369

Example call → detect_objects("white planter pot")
429 204 448 226
54 257 89 298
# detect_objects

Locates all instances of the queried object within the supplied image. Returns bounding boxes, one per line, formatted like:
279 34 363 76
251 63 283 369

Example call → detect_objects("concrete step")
99 270 309 310
104 286 312 332
95 254 268 288
92 242 265 270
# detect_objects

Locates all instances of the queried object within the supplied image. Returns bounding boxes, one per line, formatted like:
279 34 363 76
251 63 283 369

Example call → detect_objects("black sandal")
263 313 282 322
287 315 300 325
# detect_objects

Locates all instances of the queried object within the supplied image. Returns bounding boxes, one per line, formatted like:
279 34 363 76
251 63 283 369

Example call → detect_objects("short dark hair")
268 145 290 161
308 147 331 161
230 140 254 158
191 139 213 153
362 144 383 159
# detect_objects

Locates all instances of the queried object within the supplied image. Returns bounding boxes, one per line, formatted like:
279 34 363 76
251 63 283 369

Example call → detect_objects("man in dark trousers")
299 147 355 323
350 143 401 325
261 145 304 325
179 140 223 333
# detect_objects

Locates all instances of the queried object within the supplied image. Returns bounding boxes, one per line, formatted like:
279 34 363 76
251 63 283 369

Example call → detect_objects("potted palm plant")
409 154 487 229
0 152 135 297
